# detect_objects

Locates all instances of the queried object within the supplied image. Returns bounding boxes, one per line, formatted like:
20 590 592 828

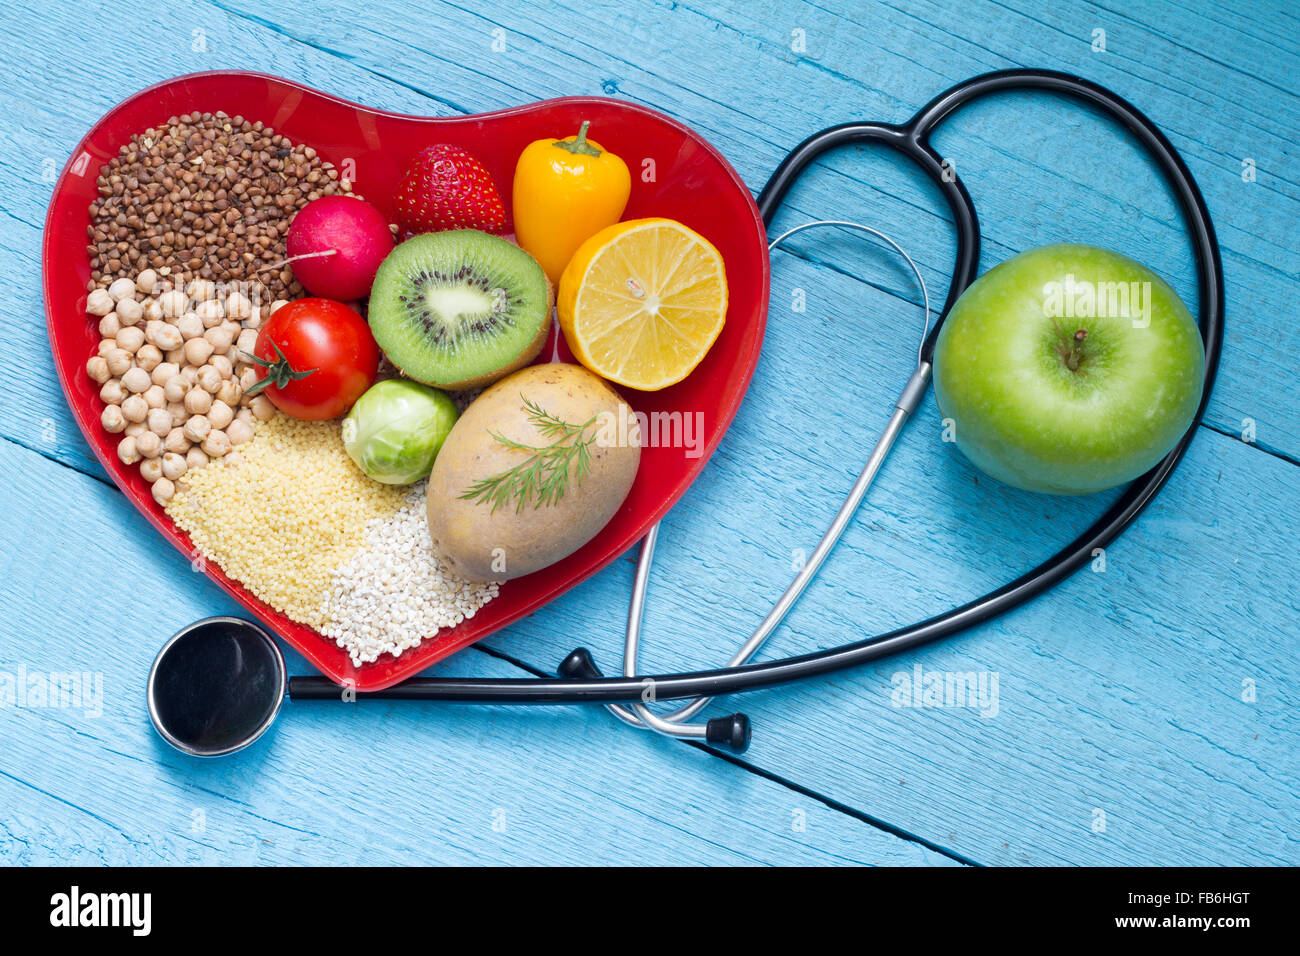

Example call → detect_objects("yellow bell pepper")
512 121 631 285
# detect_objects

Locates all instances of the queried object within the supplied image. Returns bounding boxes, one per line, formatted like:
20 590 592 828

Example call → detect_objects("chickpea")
151 476 176 504
99 379 128 405
184 337 214 366
135 344 163 373
163 376 189 403
249 395 276 421
143 384 166 409
136 269 158 295
183 414 211 443
178 312 205 340
186 279 217 302
208 400 234 431
86 288 114 316
105 348 133 377
140 458 164 483
184 387 212 415
197 366 222 394
115 326 145 354
99 313 121 338
236 328 259 357
180 366 199 386
108 277 137 302
147 407 173 437
269 299 288 315
122 366 151 394
157 324 183 351
165 347 186 365
227 418 254 446
101 405 127 433
216 379 242 406
158 289 188 318
237 365 260 393
151 362 179 387
135 430 163 459
234 407 254 427
125 422 147 438
161 452 188 481
143 299 164 323
185 447 210 471
201 430 232 458
205 326 235 351
196 299 224 328
116 297 144 326
164 428 191 455
224 292 252 320
165 401 187 426
210 354 234 380
243 306 264 331
117 435 141 464
121 395 149 423
147 320 183 351
86 355 111 384
97 339 116 358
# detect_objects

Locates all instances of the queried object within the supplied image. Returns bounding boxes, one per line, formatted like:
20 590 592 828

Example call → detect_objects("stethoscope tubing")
289 68 1224 706
602 220 937 740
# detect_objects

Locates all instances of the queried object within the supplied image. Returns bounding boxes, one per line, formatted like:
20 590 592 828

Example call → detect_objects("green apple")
932 244 1204 495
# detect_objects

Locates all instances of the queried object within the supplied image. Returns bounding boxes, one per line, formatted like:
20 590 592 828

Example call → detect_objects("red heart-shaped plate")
44 72 769 690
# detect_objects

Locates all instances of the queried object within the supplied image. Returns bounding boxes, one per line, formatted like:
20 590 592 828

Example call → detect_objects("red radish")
393 144 507 235
285 196 395 300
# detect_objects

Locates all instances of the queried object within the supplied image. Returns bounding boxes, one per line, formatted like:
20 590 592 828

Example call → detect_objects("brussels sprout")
342 379 460 484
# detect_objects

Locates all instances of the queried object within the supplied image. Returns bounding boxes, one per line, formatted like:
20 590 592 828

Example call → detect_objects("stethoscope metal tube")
573 220 936 748
289 68 1224 756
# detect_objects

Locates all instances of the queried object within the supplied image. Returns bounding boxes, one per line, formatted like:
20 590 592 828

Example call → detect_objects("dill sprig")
460 397 600 514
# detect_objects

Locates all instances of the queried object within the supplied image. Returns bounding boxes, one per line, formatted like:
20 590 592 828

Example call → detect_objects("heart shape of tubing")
44 72 769 690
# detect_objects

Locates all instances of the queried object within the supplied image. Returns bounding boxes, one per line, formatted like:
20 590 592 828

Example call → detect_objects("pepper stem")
554 120 602 157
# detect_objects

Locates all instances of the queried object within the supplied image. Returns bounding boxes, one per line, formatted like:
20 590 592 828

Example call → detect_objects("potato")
428 363 641 581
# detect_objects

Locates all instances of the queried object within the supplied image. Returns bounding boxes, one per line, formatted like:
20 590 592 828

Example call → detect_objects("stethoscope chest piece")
147 616 287 757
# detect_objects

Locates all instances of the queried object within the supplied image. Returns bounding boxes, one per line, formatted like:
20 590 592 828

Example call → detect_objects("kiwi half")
368 230 553 389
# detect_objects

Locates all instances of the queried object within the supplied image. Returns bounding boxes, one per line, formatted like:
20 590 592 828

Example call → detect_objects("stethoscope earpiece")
558 646 600 680
705 713 752 752
559 645 752 753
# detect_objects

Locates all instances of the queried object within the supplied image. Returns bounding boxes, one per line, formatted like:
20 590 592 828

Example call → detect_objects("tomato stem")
243 340 318 397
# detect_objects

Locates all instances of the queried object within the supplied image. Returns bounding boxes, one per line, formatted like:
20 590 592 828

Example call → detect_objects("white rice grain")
320 480 499 666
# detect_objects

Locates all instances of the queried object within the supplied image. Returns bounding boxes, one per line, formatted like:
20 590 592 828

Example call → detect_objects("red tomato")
250 298 380 420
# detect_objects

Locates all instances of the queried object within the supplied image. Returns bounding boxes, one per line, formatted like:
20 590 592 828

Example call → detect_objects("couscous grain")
166 416 406 627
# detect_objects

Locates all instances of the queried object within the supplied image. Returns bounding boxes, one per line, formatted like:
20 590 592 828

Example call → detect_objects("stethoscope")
148 69 1224 757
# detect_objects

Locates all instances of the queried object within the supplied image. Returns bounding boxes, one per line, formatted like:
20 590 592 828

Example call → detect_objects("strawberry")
392 144 507 235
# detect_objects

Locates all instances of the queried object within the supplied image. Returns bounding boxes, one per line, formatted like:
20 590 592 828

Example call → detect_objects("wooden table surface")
1 0 1295 866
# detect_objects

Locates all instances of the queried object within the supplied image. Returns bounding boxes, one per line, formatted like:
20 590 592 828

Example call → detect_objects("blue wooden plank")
0 438 957 866
0 0 1296 865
